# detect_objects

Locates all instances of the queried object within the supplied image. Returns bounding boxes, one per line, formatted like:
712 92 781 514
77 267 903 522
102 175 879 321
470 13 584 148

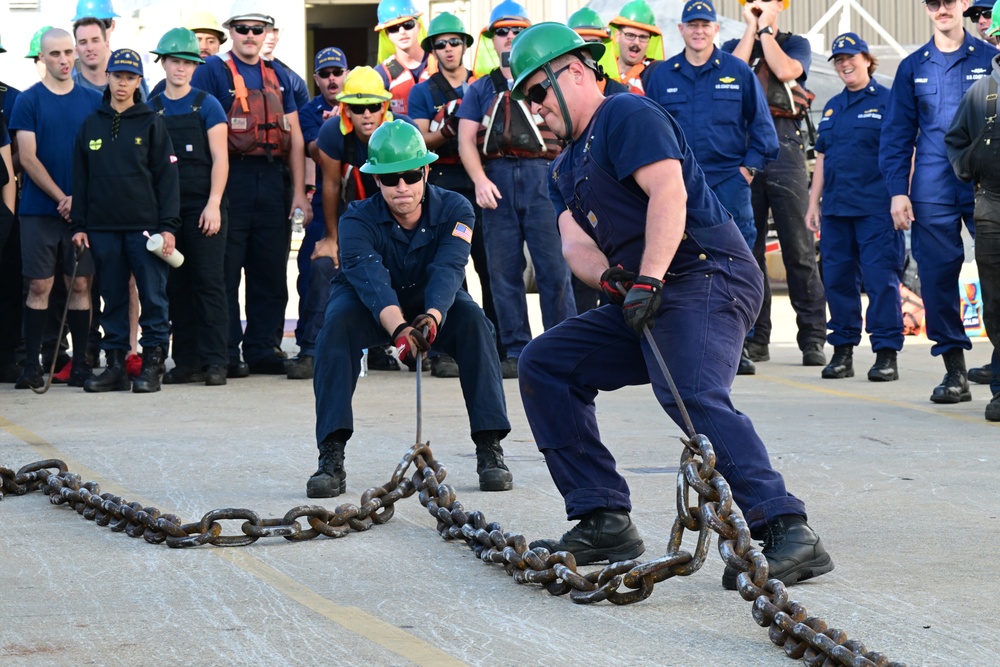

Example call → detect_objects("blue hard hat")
73 0 119 21
488 0 530 30
376 0 421 30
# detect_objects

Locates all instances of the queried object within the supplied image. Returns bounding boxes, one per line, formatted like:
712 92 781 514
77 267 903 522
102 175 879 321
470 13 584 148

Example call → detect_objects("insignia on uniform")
231 118 248 130
863 108 879 114
452 222 473 244
824 109 833 117
972 68 987 74
185 144 194 152
135 137 143 145
719 77 736 84
88 139 102 151
587 211 598 228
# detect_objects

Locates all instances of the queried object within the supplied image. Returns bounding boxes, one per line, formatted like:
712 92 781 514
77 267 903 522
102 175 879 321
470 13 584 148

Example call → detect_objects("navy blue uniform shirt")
335 183 475 323
880 30 994 204
815 81 892 217
644 46 778 187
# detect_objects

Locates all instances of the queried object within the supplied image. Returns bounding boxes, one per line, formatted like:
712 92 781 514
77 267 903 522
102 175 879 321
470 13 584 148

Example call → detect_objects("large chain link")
1 435 907 667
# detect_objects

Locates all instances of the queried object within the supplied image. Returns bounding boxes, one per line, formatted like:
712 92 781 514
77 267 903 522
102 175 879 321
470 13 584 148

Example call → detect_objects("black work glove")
393 323 430 363
599 265 636 306
440 114 460 139
410 313 439 345
622 276 663 336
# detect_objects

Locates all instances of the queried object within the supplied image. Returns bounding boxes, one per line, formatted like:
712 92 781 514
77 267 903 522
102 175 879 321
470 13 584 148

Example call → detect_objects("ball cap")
107 48 143 76
828 32 869 60
964 0 994 17
681 0 717 23
314 47 348 72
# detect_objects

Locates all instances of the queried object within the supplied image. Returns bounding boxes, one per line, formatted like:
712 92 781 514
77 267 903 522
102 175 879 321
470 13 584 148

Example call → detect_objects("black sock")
23 307 48 368
66 309 92 363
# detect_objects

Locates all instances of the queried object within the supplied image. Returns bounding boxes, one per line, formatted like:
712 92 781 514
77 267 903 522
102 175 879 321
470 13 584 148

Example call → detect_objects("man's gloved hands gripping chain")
391 310 441 362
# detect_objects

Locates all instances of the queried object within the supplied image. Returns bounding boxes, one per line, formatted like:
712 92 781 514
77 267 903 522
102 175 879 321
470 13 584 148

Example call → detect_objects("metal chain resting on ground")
1 438 906 667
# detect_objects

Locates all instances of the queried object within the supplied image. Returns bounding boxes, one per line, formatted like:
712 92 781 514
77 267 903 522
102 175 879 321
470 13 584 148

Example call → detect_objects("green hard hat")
151 27 205 64
510 22 605 101
610 0 660 34
421 12 474 51
360 120 438 174
568 7 605 31
990 0 1000 37
25 26 54 59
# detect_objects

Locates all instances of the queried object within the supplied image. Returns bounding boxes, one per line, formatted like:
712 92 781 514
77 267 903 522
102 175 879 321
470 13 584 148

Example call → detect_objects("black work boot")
821 345 853 379
802 342 826 366
930 349 972 404
472 430 513 491
745 341 769 362
867 349 899 382
987 393 1000 422
84 350 131 392
68 359 94 387
529 510 646 565
163 366 205 384
132 347 165 393
722 516 834 590
14 362 44 390
306 436 346 498
286 354 314 380
737 346 756 376
969 363 993 385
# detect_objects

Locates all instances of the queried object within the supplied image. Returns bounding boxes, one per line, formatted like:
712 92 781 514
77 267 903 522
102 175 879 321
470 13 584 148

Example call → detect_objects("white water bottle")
359 348 368 378
291 207 305 234
145 233 184 268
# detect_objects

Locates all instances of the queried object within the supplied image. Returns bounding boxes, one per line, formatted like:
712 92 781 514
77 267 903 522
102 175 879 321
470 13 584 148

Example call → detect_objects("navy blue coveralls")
644 46 778 248
880 30 994 356
815 82 904 352
313 184 510 443
520 94 804 531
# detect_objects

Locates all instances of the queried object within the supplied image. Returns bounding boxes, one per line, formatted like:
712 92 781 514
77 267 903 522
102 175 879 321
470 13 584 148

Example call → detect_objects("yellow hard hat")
336 66 392 104
738 0 790 9
185 10 228 44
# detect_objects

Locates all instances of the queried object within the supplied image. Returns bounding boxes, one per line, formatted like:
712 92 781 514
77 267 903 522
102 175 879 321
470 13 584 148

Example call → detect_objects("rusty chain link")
1 436 906 667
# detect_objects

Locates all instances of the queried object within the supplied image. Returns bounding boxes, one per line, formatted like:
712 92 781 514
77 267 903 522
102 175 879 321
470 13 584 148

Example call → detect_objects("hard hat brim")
374 13 422 32
222 14 275 28
359 152 438 174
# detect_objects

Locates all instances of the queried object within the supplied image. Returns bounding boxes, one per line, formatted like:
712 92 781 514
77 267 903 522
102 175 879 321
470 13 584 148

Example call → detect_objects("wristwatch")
745 166 760 178
757 25 775 37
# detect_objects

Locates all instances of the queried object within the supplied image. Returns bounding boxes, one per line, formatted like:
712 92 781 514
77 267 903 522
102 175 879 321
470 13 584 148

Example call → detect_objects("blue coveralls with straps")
815 81 904 353
519 94 805 531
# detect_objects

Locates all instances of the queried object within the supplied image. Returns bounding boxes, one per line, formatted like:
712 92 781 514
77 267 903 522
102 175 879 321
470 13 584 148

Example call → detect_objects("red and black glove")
393 323 430 363
410 313 439 345
622 276 663 336
599 265 636 306
440 114 460 139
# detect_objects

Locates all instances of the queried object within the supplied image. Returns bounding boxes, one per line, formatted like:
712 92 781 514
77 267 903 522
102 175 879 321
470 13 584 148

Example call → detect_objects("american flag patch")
452 222 473 244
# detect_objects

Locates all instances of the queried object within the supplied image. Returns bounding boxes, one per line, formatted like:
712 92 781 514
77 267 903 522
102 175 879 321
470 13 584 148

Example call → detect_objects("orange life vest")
222 53 291 159
382 55 432 116
618 60 652 95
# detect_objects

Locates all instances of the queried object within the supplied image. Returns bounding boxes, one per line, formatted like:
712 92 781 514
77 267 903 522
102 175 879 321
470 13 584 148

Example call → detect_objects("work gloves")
440 114 460 139
622 276 663 336
410 313 439 345
392 313 439 363
599 265 636 306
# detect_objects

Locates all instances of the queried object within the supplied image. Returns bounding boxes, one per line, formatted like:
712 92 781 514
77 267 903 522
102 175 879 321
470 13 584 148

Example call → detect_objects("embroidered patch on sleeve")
452 222 473 244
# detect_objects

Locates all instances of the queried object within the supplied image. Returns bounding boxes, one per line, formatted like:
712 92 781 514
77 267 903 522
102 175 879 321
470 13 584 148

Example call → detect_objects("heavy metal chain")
1 434 906 666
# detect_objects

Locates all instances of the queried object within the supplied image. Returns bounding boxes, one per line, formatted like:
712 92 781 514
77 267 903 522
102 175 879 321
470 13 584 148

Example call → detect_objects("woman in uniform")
71 48 181 393
149 28 230 387
805 33 904 382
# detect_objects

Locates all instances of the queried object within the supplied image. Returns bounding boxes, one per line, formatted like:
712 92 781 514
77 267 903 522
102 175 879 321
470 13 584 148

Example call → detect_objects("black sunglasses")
232 25 267 36
524 63 572 106
387 19 417 34
347 102 384 115
378 170 423 186
433 37 464 50
924 0 958 10
317 67 345 78
969 8 993 19
493 26 523 37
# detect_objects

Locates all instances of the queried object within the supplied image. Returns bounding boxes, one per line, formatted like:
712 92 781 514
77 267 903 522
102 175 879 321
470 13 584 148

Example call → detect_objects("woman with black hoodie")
71 48 181 394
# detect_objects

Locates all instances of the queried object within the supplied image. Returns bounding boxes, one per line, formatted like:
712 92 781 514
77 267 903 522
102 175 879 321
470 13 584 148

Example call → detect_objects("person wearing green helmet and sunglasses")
148 28 230 387
508 23 833 588
307 119 512 499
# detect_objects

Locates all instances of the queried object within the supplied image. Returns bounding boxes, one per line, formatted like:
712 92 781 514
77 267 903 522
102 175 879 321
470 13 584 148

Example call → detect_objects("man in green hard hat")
567 7 627 96
307 120 513 499
608 0 664 94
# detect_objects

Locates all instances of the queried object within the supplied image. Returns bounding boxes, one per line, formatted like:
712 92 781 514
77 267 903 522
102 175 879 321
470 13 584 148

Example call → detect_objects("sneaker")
529 510 645 565
722 516 834 590
500 357 518 379
431 354 460 378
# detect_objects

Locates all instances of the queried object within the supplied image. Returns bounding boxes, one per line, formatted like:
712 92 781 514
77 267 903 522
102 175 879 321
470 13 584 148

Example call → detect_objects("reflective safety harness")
476 68 561 160
221 53 291 160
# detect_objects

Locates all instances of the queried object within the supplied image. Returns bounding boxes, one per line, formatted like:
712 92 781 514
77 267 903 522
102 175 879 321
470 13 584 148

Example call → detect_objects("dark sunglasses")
387 19 417 34
317 67 345 78
524 63 571 106
969 8 993 20
433 37 465 50
493 26 523 37
232 25 267 36
378 170 423 186
924 0 958 10
347 102 384 115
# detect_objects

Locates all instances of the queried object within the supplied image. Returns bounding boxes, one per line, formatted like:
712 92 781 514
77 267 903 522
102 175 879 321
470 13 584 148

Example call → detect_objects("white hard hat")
222 0 274 28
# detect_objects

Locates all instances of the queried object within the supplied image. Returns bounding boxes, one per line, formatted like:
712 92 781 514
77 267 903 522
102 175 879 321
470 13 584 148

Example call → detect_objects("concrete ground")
1 259 997 667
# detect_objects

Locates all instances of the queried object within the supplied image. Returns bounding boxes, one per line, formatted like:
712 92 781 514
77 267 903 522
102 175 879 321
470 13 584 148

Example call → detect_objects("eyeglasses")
969 8 993 20
378 170 423 186
523 63 572 106
386 19 417 34
232 25 267 36
493 26 523 37
347 102 384 115
433 37 465 50
619 30 650 43
924 0 958 11
317 67 345 78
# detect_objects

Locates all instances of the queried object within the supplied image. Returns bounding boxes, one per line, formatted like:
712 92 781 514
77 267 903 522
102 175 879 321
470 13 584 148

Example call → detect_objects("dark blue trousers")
820 214 905 352
89 230 169 351
911 200 975 356
973 191 1000 395
712 171 756 249
518 223 805 532
295 217 336 357
313 285 510 443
